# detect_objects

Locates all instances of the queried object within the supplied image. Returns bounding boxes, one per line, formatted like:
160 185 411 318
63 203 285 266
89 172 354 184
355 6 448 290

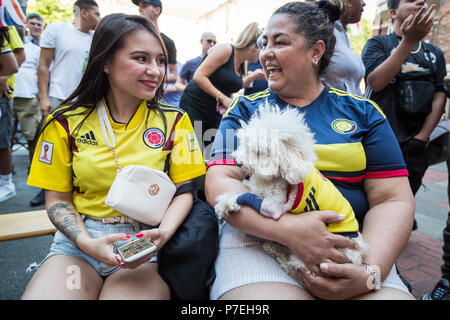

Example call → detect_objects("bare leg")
353 287 415 300
0 148 12 175
22 255 103 300
99 263 170 300
219 282 315 300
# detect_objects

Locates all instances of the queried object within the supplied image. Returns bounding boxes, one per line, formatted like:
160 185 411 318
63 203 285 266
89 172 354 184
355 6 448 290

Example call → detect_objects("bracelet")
362 263 382 291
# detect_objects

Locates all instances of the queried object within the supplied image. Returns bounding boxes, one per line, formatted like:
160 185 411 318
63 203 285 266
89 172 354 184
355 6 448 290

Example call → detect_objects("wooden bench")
0 209 56 242
0 174 207 242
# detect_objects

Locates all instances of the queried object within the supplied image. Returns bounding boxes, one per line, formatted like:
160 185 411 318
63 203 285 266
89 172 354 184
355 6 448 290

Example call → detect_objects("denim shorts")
38 216 157 277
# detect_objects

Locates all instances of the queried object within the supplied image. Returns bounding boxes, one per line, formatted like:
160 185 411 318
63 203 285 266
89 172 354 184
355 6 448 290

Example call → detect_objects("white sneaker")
0 182 16 202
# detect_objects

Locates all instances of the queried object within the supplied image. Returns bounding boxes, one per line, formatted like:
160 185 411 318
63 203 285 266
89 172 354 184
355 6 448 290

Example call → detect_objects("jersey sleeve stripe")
163 112 183 151
328 87 386 118
288 183 304 211
54 115 78 153
244 89 270 101
158 101 186 114
365 169 409 179
325 174 366 183
206 159 237 170
223 96 241 117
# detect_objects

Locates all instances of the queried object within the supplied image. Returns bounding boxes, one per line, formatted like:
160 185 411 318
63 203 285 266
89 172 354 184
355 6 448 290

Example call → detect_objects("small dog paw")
215 193 240 219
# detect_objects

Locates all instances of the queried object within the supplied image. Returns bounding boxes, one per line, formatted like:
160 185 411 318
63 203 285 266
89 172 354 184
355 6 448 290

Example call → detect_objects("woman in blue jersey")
205 1 415 300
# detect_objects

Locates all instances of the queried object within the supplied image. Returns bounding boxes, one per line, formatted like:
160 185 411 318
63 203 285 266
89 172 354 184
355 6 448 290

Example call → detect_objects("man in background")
133 0 178 84
177 31 216 91
31 0 100 207
362 0 447 230
38 0 100 116
13 13 44 166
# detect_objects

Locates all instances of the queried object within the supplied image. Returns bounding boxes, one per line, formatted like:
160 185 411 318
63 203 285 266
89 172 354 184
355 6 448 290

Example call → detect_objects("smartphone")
117 238 157 264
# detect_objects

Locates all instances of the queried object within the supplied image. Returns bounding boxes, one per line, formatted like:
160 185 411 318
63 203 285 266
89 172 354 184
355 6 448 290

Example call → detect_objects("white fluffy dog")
215 102 367 284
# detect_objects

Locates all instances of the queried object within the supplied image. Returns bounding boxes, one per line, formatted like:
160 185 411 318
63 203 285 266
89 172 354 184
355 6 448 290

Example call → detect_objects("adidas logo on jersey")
77 131 98 146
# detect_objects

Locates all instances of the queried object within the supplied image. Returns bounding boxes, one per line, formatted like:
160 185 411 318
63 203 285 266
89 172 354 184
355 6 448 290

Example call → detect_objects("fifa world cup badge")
39 141 54 164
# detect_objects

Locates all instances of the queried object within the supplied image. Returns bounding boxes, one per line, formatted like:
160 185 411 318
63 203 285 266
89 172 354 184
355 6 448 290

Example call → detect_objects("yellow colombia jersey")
28 100 206 218
289 168 359 234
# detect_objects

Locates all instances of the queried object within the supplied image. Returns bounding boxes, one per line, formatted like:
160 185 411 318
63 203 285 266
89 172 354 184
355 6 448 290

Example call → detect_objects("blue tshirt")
180 56 203 83
162 61 184 107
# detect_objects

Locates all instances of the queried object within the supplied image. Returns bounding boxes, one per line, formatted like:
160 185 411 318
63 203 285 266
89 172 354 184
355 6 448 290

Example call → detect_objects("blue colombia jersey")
208 87 408 224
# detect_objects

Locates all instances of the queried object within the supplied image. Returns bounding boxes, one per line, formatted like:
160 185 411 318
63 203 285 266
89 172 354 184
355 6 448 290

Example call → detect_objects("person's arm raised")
367 5 435 92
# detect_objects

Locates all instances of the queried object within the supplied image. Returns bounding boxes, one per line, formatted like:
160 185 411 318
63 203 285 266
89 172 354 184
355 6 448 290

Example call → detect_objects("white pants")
210 223 413 300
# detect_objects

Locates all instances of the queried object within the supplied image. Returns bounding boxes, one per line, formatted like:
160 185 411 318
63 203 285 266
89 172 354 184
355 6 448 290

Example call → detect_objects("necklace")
410 41 422 54
397 36 422 54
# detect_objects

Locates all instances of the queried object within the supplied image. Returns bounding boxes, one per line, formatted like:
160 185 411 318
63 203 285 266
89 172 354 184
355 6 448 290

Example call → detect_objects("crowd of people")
0 0 449 300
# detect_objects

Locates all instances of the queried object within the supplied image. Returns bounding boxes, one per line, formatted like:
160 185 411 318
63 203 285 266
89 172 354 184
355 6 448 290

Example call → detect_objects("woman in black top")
179 22 265 150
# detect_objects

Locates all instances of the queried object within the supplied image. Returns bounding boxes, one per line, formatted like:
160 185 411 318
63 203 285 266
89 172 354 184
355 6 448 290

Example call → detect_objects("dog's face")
233 103 317 184
234 126 281 179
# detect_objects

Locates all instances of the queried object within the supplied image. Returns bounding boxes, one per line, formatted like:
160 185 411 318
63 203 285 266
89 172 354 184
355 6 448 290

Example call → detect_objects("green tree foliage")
27 0 73 25
347 18 373 57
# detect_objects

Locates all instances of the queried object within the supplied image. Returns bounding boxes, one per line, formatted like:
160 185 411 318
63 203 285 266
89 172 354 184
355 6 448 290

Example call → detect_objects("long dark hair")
273 1 341 74
61 13 167 111
41 13 168 137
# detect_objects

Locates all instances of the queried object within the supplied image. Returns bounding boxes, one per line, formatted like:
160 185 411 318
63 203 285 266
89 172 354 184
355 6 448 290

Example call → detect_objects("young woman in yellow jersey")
22 14 205 299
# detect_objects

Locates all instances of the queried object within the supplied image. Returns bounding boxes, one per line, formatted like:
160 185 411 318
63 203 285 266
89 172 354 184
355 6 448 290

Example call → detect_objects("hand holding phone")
117 238 157 264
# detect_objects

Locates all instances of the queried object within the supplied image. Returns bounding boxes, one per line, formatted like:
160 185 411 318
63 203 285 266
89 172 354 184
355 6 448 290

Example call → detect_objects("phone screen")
118 239 156 260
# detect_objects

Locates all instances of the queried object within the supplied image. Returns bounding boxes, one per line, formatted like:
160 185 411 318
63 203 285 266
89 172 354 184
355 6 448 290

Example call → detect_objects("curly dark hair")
273 1 342 75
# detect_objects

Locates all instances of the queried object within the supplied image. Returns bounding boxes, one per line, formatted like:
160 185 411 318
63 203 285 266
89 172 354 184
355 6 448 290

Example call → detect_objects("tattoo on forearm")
48 203 83 243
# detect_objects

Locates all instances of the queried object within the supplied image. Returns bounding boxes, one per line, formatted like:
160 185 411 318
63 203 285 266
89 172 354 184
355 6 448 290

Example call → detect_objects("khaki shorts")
12 97 42 141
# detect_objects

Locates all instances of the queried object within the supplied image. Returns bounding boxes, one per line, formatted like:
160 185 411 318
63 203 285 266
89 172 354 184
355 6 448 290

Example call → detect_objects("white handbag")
97 101 176 226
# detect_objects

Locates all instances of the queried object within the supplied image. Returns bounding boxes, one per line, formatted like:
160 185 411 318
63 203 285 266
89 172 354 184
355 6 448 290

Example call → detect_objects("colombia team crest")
143 128 165 149
331 119 357 134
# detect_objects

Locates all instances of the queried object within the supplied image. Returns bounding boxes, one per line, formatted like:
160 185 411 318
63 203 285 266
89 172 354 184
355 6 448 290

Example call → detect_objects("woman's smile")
139 80 158 89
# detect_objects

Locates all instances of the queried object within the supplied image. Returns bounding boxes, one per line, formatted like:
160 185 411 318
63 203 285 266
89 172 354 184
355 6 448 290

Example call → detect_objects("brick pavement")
396 167 447 299
396 231 444 299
